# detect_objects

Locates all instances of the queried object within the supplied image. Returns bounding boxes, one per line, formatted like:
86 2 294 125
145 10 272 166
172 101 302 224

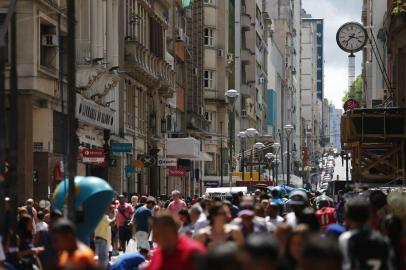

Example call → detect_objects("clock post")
348 53 355 96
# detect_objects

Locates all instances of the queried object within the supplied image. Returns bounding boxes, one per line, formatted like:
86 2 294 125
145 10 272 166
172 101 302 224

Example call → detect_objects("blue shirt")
134 207 152 233
111 252 145 270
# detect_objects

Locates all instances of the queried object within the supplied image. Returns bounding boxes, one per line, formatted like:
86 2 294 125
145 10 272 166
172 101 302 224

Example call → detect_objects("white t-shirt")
285 212 298 227
36 221 49 232
266 215 284 227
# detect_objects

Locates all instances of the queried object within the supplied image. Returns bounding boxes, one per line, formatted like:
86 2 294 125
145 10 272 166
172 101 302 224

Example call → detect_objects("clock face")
336 22 368 53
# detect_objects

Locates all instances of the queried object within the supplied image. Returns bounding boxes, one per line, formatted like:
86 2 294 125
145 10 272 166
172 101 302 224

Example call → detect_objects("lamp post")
265 153 275 183
238 131 247 179
245 128 259 182
284 124 294 185
254 142 265 182
225 89 239 188
272 142 280 185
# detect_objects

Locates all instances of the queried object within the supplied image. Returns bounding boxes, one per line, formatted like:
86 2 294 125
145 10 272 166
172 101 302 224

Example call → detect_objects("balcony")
125 40 175 96
241 13 252 31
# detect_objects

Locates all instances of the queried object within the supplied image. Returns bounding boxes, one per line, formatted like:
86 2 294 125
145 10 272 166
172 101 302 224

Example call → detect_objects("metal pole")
220 121 223 187
258 151 261 181
345 154 349 182
287 137 290 186
67 0 77 222
229 108 233 188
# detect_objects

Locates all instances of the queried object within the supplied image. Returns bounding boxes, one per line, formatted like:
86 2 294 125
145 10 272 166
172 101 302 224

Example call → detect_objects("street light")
225 89 239 188
273 142 280 185
254 142 265 182
265 152 275 184
237 131 247 178
284 124 294 185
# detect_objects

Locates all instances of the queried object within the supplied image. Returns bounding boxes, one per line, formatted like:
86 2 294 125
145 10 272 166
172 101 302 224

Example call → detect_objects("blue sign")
111 142 132 153
125 164 135 174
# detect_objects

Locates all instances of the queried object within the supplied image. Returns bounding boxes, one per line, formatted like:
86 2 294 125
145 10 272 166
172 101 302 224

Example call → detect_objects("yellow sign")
132 160 144 169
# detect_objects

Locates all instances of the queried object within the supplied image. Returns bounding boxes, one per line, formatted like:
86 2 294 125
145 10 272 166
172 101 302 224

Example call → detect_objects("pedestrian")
339 198 395 270
94 209 116 269
285 189 308 226
194 202 244 249
300 235 342 270
107 203 119 257
314 195 336 231
167 190 187 215
116 194 134 252
200 242 244 270
132 198 155 251
178 209 194 237
131 195 139 209
146 213 206 270
35 211 48 233
265 202 284 227
50 218 96 269
243 233 280 270
189 204 208 236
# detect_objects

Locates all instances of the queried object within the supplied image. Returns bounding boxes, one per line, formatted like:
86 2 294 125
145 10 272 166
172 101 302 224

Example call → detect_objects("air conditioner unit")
42 34 58 47
241 109 247 118
176 28 185 42
258 77 265 84
217 49 224 57
192 68 198 76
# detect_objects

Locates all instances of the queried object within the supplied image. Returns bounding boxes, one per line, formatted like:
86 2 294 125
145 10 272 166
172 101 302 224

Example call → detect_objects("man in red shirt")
167 190 187 215
315 195 336 231
146 213 206 270
116 194 134 252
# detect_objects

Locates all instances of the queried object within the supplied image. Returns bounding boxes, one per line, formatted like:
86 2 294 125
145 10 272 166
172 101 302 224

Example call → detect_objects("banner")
168 167 187 177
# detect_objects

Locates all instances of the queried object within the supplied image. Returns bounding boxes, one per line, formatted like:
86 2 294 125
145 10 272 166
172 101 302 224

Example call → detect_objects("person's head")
178 209 191 225
369 190 387 219
289 190 308 217
131 195 139 205
345 198 370 229
150 213 179 251
202 242 244 270
146 198 156 210
51 218 77 253
383 214 403 240
37 211 45 221
140 195 148 204
288 224 309 263
298 208 320 232
208 202 230 226
49 208 63 226
26 198 34 207
189 204 203 223
172 190 181 202
299 236 342 270
267 202 279 219
18 214 33 239
260 199 269 210
244 233 279 270
316 195 333 209
18 207 28 217
118 194 126 205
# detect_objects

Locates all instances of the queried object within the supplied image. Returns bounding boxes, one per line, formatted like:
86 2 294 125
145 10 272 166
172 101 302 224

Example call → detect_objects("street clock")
336 22 368 53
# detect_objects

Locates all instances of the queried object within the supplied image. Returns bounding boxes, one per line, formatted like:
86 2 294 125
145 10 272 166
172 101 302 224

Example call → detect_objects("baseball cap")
289 190 308 205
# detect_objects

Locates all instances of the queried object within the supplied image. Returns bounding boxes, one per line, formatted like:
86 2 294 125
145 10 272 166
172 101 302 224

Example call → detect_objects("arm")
231 229 245 247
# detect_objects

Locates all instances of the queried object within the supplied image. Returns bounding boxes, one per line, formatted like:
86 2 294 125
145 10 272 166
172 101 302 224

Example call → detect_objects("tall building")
329 105 342 151
300 10 324 166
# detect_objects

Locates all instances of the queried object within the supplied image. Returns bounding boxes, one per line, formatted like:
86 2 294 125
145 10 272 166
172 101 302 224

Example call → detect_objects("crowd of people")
0 186 406 270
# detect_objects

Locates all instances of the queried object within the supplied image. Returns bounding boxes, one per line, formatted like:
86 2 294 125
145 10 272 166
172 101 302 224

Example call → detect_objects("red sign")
82 148 106 164
343 99 360 111
168 167 187 177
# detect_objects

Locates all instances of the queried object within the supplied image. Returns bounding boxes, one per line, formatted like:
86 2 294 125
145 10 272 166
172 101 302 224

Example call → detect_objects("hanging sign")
168 167 187 177
76 94 115 130
82 148 106 163
157 158 177 167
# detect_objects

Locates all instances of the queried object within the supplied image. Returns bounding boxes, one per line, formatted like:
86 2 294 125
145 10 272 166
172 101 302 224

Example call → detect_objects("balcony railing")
125 39 175 90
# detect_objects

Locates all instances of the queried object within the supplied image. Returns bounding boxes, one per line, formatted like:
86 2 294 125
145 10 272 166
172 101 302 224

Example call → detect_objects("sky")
302 0 363 108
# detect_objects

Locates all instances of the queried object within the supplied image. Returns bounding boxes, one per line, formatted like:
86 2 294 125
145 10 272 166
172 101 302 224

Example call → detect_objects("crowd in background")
0 186 406 270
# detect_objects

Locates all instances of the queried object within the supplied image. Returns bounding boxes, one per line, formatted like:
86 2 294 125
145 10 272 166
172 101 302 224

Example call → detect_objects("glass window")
204 70 215 89
203 28 215 47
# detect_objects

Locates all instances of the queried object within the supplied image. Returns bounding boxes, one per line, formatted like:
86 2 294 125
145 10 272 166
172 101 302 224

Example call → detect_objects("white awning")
190 152 213 161
166 137 201 158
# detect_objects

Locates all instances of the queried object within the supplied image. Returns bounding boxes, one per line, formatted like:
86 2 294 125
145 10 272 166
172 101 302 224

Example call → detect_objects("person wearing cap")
285 189 308 227
131 198 156 251
266 202 284 227
315 195 336 232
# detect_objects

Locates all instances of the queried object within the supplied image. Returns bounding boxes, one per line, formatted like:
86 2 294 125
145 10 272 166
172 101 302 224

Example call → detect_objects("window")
40 23 57 72
204 70 215 89
0 14 9 63
204 0 215 5
203 28 215 47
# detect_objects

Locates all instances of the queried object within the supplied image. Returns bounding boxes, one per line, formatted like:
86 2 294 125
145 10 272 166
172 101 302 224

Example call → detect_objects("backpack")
348 228 392 270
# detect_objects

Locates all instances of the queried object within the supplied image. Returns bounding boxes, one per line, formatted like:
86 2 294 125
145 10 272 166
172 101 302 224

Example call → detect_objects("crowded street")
1 0 406 269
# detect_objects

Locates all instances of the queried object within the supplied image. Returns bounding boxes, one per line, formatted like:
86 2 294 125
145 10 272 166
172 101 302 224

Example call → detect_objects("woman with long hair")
17 214 43 270
194 202 244 250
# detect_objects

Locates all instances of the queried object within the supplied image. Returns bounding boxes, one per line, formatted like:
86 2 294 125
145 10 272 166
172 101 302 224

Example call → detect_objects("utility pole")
220 121 223 187
67 0 77 222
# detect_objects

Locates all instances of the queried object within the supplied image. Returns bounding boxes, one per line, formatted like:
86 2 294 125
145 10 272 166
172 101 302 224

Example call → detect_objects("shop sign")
82 148 106 163
168 167 187 177
76 94 115 130
157 158 177 167
111 142 132 153
204 180 219 187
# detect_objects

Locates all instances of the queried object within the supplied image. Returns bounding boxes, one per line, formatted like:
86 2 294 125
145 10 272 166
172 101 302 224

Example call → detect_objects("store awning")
190 152 213 162
166 137 200 158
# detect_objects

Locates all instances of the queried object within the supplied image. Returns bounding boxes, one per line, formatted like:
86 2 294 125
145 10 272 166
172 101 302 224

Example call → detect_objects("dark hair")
298 208 320 231
369 190 387 210
200 242 244 270
245 233 279 263
178 209 191 225
345 198 370 223
37 211 45 221
51 218 76 235
208 202 225 225
301 236 342 266
150 212 178 231
18 214 33 241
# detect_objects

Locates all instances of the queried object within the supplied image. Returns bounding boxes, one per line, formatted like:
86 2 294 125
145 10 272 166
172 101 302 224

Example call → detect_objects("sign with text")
111 142 132 153
76 94 115 130
82 148 106 163
168 167 187 177
203 180 219 187
157 158 177 167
